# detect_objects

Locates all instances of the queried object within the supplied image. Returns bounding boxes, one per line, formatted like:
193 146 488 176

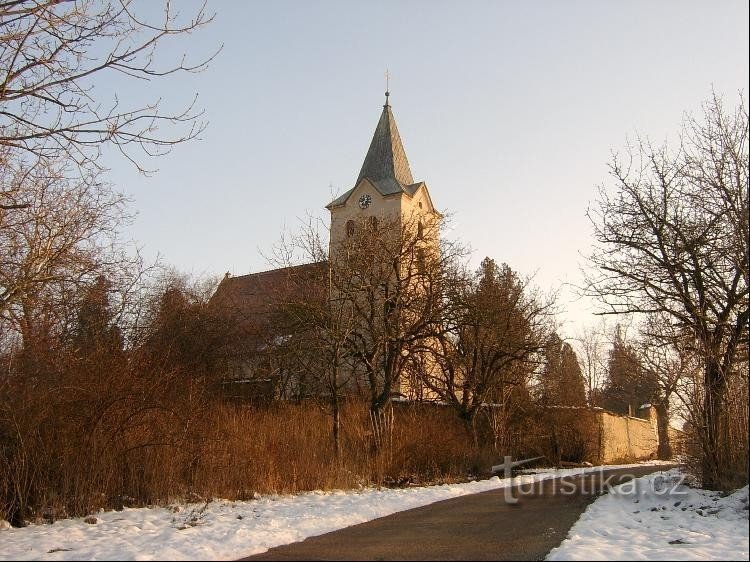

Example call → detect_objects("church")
207 93 678 464
211 92 442 402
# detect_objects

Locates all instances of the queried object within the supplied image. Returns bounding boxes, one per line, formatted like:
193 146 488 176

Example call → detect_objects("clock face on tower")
358 194 372 209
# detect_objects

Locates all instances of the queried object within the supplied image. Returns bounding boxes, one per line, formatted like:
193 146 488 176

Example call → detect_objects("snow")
546 469 749 561
0 462 668 561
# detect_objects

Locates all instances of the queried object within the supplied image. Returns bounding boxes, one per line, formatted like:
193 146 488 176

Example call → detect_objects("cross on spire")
384 69 390 106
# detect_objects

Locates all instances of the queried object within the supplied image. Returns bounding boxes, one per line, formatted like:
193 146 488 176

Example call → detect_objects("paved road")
242 464 677 561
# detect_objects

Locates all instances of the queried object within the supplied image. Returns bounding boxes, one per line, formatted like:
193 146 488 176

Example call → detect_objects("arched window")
417 221 424 240
368 216 378 231
346 220 355 238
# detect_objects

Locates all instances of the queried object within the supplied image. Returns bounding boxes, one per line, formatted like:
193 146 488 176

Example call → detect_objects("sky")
104 0 749 337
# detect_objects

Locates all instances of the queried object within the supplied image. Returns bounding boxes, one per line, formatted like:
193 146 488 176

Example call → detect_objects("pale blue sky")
105 0 749 335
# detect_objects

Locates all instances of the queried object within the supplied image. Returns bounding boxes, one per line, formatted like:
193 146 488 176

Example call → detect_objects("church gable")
402 182 440 217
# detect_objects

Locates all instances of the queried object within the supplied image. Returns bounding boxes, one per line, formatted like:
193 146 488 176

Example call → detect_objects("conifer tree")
539 332 587 407
600 326 658 415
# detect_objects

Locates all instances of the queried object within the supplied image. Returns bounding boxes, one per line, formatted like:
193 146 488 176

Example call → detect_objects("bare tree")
1 0 217 333
635 313 697 459
0 156 128 325
258 220 358 454
324 212 462 416
268 233 358 454
0 0 218 172
424 258 555 437
585 92 749 488
268 213 464 418
274 287 358 458
573 319 609 406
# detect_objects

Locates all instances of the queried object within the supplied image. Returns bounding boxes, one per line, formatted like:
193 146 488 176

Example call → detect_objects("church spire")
356 94 413 187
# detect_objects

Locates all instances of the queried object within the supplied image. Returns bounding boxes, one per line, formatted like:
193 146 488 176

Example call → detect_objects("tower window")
346 220 355 238
417 221 424 240
368 216 378 231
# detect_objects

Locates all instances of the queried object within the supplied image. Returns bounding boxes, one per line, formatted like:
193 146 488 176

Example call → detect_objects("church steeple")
326 94 428 210
355 97 414 188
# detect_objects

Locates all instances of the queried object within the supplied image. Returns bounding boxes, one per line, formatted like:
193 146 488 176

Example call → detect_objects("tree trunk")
654 401 672 460
332 399 341 460
457 406 480 449
551 423 561 467
701 358 726 489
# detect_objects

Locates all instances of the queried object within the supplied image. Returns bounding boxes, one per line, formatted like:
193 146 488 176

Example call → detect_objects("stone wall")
596 408 659 462
667 425 687 457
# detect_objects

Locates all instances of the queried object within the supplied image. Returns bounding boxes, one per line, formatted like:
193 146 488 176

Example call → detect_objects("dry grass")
0 378 501 526
0 346 631 527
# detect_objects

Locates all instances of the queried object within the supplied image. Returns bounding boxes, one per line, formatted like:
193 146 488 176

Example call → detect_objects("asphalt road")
242 464 677 561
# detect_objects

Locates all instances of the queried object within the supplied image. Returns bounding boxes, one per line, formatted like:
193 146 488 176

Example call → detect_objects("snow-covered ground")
547 469 749 561
0 462 666 561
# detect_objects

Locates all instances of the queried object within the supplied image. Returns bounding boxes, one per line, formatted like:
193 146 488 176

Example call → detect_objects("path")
243 464 676 561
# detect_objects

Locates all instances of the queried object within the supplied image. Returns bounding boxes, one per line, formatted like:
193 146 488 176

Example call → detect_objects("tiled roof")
209 261 328 332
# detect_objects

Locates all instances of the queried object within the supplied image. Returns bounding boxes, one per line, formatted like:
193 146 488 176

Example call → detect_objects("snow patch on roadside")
546 468 749 561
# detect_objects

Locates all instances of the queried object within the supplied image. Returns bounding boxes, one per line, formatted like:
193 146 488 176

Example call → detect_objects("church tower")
326 93 439 253
326 93 442 401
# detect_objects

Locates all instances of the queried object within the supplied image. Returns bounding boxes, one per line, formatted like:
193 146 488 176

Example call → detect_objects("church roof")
327 97 420 209
210 261 328 333
357 101 414 187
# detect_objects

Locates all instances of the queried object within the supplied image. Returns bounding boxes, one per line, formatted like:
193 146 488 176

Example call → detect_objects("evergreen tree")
73 275 124 364
600 326 658 415
427 256 554 428
142 281 234 383
539 332 588 407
